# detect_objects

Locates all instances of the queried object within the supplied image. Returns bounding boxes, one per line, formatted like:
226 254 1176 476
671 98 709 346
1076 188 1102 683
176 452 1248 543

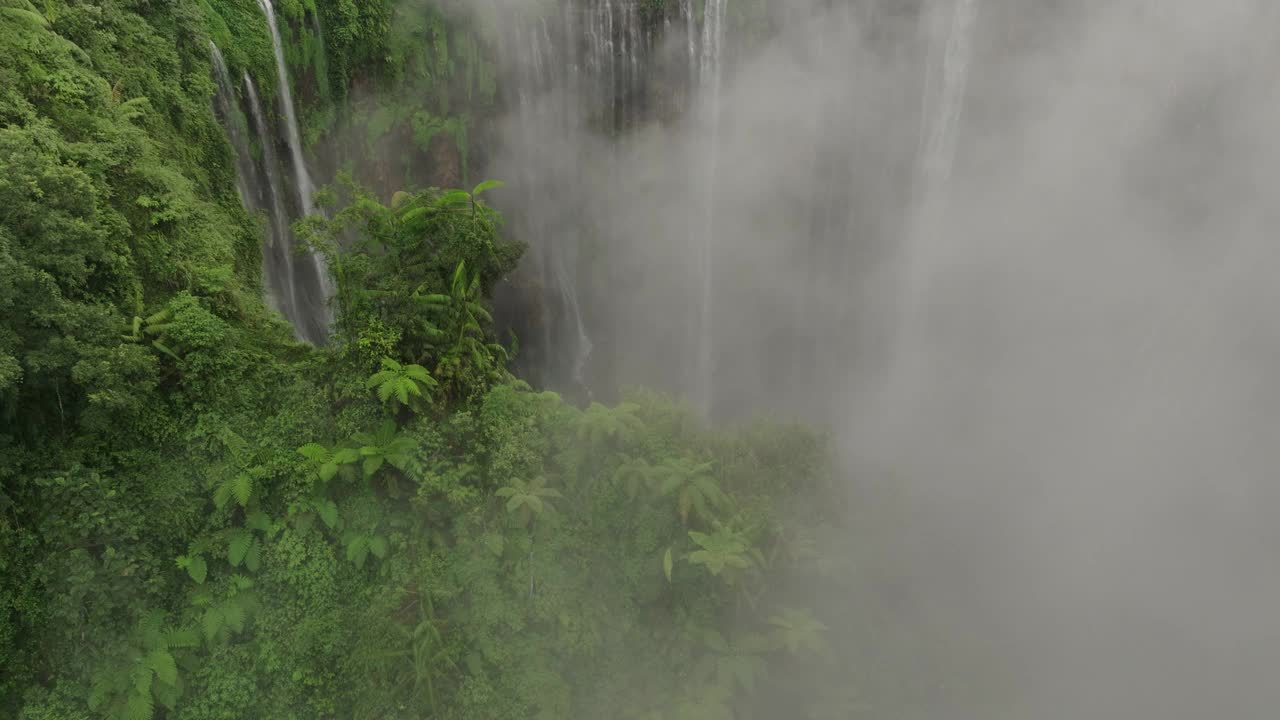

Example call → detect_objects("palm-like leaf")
353 420 419 479
767 607 829 656
88 611 193 720
577 402 643 447
656 458 729 525
366 357 437 407
687 527 753 577
495 476 562 528
297 442 360 484
702 630 770 693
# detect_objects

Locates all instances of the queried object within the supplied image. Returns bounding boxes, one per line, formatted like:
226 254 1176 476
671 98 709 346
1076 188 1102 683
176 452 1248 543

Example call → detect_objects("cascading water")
210 41 308 335
209 43 259 211
903 0 979 308
500 8 595 391
916 0 978 215
494 0 740 404
693 0 728 414
256 0 316 215
255 0 333 341
241 73 302 334
497 0 690 393
878 0 980 425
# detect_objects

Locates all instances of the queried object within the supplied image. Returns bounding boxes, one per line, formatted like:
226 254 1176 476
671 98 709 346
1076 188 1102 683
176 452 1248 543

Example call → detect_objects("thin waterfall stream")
255 0 333 342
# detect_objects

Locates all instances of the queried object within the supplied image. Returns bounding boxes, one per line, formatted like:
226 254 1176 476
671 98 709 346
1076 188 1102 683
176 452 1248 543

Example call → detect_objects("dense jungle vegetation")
0 0 871 718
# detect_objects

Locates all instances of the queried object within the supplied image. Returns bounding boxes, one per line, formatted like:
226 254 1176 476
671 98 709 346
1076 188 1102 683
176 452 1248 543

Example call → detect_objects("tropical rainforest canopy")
0 1 875 718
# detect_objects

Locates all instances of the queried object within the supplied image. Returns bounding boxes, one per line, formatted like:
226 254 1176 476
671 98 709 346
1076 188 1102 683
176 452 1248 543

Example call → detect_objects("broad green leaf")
146 649 178 685
227 530 251 567
333 448 361 464
231 473 253 507
245 511 271 533
213 481 232 510
132 667 153 697
123 692 153 720
166 627 200 649
346 536 369 568
186 556 207 584
318 461 339 483
244 540 261 573
483 533 505 557
222 601 246 633
471 179 504 195
317 500 339 529
526 495 544 514
368 535 389 559
297 443 328 462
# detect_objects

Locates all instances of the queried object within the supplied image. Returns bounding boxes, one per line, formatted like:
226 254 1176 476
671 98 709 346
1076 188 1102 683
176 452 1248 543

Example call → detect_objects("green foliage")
353 419 418 480
366 356 437 409
87 611 197 720
301 178 521 402
687 525 754 577
1 4 863 719
494 476 562 529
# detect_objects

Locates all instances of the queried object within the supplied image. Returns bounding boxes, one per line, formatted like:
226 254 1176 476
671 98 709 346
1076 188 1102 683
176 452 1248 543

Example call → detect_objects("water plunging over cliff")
255 0 333 342
494 0 727 400
210 43 258 211
210 42 299 334
242 73 304 335
881 0 980 421
693 0 728 413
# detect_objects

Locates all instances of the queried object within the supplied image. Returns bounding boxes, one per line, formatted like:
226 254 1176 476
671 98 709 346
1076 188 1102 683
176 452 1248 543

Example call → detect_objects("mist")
477 0 1280 715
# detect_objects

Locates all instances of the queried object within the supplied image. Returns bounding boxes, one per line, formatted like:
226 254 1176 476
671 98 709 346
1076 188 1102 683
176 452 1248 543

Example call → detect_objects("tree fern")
366 356 438 408
121 308 180 362
495 476 562 529
656 458 729 525
297 441 361 484
767 607 829 656
687 526 753 577
353 419 420 481
87 611 192 720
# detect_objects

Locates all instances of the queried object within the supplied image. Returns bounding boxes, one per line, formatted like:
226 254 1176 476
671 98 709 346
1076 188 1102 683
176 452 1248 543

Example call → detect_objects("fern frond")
145 649 177 686
230 474 253 507
227 530 251 567
123 691 153 720
297 443 330 463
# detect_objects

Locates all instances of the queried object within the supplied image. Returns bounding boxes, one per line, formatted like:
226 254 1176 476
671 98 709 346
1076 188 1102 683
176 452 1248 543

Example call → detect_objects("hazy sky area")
482 0 1280 715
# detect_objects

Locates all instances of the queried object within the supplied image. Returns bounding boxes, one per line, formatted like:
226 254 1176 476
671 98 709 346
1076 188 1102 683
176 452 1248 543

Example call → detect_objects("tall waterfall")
890 0 980 361
494 0 738 402
872 0 980 443
916 0 978 212
693 0 728 414
242 73 303 336
209 43 258 210
904 0 979 306
255 0 333 340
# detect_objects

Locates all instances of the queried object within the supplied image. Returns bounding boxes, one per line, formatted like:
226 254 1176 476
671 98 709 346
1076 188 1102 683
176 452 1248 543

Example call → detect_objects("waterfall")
917 0 978 205
891 0 981 337
683 0 697 85
256 0 315 214
877 0 980 440
255 0 333 340
495 0 740 400
693 0 728 414
242 73 303 336
209 43 258 210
